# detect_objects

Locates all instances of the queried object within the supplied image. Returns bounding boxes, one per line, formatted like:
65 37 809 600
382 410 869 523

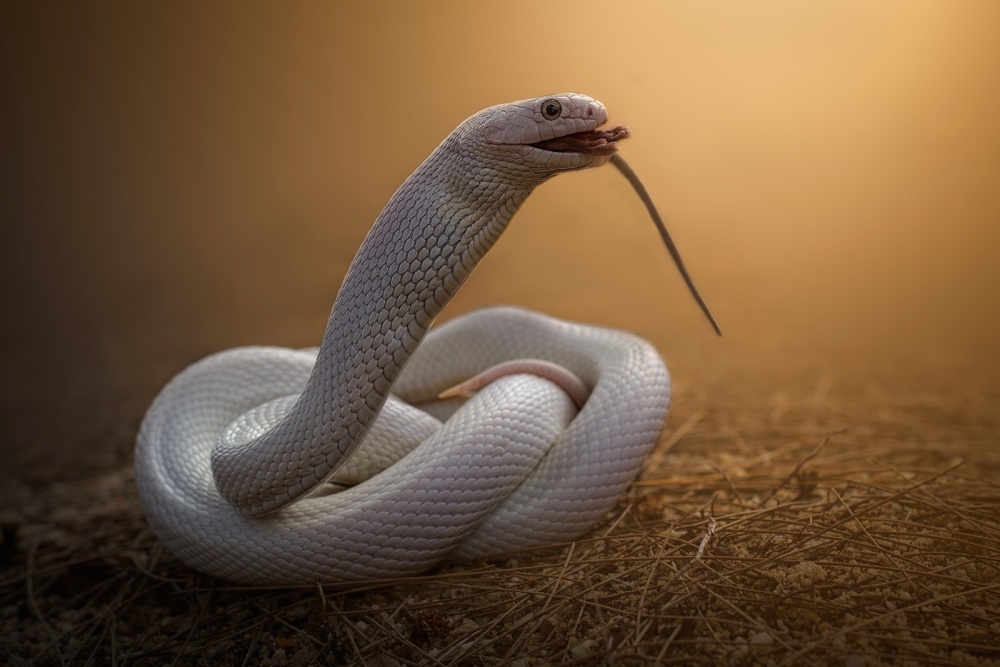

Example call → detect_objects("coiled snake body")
136 94 712 585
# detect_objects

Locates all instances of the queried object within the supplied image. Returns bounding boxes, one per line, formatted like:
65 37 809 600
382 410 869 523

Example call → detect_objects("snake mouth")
529 124 632 156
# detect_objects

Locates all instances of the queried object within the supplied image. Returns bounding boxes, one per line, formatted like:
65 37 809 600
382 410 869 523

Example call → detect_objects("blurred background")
3 1 998 480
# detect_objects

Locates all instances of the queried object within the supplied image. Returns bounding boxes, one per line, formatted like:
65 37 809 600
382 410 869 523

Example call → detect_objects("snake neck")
211 136 554 516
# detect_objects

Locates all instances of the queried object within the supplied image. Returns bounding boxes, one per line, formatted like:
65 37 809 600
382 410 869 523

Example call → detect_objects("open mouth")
530 124 632 156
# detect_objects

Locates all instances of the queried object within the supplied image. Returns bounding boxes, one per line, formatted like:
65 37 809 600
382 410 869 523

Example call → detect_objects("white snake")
135 93 718 585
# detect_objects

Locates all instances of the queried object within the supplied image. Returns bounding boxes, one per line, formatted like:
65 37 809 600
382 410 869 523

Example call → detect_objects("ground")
2 367 998 666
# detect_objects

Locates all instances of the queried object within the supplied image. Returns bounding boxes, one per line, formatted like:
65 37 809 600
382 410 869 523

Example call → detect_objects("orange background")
3 2 998 477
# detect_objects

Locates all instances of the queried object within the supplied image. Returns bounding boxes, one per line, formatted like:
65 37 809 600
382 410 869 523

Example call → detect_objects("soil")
2 364 998 666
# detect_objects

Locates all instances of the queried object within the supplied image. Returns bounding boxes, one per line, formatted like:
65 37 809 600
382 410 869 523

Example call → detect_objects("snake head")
477 93 631 172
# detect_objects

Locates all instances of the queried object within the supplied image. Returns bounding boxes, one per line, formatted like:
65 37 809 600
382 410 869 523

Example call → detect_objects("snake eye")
540 99 562 120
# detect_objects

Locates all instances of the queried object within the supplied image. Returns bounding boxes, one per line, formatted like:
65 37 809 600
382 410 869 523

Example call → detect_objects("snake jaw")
529 124 632 157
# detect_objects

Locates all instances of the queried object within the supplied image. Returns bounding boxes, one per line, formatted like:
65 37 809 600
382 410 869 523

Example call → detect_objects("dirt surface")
3 366 998 666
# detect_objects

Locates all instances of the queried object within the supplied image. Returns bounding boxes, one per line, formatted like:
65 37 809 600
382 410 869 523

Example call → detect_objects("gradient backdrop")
3 2 998 478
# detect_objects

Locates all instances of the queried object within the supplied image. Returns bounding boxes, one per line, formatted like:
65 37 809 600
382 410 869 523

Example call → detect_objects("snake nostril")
588 108 594 117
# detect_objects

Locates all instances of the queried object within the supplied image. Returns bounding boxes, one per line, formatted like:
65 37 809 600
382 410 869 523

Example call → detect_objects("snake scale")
135 93 716 585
